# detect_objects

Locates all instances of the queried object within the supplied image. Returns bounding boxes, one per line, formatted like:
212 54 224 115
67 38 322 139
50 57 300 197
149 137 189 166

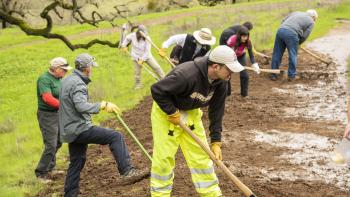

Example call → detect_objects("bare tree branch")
170 0 190 8
0 0 138 50
198 0 225 6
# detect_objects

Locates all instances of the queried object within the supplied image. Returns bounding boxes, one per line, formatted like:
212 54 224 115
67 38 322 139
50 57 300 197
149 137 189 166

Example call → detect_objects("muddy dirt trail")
39 24 350 197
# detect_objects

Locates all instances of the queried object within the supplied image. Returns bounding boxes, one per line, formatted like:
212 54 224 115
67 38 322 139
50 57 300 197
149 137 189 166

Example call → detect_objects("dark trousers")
170 45 182 65
238 55 249 97
64 126 133 197
35 110 62 177
271 28 299 78
227 54 249 97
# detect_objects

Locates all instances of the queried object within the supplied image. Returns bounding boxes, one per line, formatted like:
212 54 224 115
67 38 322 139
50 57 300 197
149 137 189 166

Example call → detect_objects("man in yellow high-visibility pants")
150 45 245 196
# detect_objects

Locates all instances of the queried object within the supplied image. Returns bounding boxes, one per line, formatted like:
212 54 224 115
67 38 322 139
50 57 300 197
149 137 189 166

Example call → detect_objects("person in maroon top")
227 26 260 98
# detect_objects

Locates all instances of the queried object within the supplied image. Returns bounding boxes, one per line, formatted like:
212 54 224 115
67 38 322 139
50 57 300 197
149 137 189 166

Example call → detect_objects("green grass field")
0 0 349 196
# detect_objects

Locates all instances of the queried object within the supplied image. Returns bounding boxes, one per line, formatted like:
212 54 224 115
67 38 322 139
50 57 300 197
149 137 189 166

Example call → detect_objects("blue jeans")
271 28 299 78
64 126 133 197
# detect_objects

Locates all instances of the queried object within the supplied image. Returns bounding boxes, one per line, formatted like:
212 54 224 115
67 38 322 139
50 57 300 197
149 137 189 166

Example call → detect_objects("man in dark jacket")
59 53 148 197
270 9 318 81
150 45 244 196
159 28 216 65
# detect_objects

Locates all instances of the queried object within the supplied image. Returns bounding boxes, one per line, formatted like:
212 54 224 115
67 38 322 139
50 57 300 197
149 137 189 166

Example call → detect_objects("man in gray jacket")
270 9 318 81
59 53 148 197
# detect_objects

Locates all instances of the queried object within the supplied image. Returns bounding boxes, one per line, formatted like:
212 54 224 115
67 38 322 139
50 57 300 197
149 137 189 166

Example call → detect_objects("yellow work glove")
137 60 144 65
158 48 167 58
211 142 222 161
121 47 128 53
167 110 181 125
100 101 121 114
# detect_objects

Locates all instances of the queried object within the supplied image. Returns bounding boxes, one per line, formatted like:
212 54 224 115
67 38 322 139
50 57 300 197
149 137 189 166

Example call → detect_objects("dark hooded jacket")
151 56 227 142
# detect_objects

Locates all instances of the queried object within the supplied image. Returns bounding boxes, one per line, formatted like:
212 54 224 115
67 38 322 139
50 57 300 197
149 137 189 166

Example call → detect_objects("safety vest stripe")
151 172 173 181
150 185 173 192
190 167 214 174
193 180 219 189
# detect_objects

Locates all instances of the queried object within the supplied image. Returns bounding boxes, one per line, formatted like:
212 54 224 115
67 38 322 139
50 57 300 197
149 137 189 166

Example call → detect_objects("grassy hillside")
0 0 349 196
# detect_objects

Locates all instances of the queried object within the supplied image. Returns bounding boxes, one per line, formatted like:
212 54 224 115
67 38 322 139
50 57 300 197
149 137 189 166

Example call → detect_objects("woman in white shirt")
121 25 165 89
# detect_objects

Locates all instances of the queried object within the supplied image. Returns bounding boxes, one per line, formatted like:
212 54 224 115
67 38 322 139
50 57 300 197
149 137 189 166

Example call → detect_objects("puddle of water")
272 34 350 122
284 82 347 121
254 129 350 190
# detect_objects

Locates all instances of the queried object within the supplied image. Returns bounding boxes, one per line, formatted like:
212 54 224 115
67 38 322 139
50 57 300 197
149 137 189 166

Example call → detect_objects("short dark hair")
242 21 253 30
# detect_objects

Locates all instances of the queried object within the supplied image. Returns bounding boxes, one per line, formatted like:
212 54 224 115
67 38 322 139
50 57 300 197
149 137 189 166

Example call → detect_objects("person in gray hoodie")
59 53 148 197
270 9 318 81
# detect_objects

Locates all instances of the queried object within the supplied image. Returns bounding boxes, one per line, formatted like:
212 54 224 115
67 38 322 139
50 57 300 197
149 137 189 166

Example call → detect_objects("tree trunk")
1 20 7 29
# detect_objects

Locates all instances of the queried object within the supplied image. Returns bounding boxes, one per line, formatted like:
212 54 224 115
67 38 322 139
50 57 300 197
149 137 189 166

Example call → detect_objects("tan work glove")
121 47 128 53
211 142 222 161
101 101 121 114
262 54 269 59
158 48 167 58
137 60 144 65
167 110 181 125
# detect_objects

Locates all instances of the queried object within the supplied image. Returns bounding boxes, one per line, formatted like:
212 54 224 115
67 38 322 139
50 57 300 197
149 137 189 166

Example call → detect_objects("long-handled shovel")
113 110 153 162
139 31 176 68
301 46 332 65
179 122 256 197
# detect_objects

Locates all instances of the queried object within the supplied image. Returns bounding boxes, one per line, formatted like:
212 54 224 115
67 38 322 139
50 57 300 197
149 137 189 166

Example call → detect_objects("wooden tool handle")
301 47 331 65
179 122 256 197
139 31 176 68
244 66 281 74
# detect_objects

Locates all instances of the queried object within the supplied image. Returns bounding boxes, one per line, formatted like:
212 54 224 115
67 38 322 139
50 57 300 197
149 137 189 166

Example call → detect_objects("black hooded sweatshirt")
151 56 227 143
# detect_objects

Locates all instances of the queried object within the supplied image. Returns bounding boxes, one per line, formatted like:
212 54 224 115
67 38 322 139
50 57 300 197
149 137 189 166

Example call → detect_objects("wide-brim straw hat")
193 28 216 45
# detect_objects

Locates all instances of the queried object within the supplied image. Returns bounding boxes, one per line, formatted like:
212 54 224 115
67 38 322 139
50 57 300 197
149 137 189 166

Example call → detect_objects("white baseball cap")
50 57 72 70
208 45 244 72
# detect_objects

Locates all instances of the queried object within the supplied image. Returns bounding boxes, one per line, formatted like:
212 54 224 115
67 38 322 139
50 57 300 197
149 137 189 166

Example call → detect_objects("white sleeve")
121 33 133 47
141 36 152 61
161 34 187 48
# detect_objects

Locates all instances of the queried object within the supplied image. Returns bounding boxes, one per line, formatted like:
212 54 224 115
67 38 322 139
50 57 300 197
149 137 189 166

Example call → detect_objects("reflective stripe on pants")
150 102 222 197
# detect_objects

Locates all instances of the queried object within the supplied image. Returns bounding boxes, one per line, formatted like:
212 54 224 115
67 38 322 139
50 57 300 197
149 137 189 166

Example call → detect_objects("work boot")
120 168 150 185
134 83 143 90
49 170 65 176
288 75 300 82
37 174 52 184
269 74 277 81
241 95 250 100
